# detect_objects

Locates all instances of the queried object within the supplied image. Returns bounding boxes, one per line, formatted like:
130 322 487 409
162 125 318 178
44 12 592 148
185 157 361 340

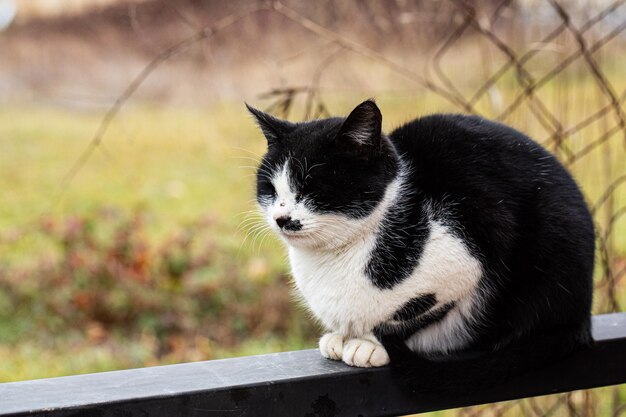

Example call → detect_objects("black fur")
248 100 595 392
392 294 437 321
379 301 457 341
365 192 430 289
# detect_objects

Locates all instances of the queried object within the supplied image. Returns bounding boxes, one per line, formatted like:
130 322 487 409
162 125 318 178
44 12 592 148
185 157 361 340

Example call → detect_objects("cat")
247 99 595 390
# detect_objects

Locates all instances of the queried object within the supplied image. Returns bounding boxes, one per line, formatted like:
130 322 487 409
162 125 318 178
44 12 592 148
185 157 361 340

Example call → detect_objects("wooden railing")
1 313 625 417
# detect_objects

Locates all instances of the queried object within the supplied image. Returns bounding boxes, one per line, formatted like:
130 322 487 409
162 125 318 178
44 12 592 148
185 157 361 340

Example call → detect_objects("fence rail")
1 313 625 417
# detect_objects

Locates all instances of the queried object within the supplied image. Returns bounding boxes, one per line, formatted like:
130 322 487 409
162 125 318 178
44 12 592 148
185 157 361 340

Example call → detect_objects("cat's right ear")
337 99 382 154
246 103 295 146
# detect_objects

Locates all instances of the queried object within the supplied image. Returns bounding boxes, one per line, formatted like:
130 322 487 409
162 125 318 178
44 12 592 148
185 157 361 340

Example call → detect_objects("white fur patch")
269 163 296 220
285 167 483 355
265 161 316 246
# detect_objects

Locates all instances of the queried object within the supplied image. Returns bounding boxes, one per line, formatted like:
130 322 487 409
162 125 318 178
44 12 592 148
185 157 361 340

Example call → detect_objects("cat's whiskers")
235 206 264 221
236 204 275 253
290 155 306 181
304 162 326 181
307 228 340 251
233 155 276 181
236 207 263 216
237 218 267 233
231 147 265 159
238 219 268 249
238 167 274 182
258 227 276 249
233 155 274 172
298 219 358 251
249 224 273 252
306 162 326 175
309 230 333 250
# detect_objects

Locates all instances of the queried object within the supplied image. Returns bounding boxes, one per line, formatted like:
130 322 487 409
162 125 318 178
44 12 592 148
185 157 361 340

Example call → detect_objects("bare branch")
58 2 271 198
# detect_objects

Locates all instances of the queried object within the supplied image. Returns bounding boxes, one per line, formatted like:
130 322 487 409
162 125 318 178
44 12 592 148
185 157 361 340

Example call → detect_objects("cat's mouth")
280 230 310 243
281 230 305 239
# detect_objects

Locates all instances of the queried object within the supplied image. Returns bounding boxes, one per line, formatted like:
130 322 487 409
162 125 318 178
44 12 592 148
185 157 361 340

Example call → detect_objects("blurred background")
0 0 624 415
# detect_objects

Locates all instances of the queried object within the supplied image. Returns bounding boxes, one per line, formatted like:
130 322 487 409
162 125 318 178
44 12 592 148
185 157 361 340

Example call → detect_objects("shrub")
0 207 314 357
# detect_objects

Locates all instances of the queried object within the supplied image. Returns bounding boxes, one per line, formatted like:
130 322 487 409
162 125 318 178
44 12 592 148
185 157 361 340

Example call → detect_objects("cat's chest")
288 244 384 334
289 245 372 306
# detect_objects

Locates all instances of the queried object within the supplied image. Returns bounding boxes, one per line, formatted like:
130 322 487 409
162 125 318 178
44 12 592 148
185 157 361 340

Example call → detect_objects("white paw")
319 332 345 361
342 338 390 368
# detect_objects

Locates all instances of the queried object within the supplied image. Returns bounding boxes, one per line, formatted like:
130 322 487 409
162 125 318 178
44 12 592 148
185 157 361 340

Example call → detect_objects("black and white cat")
248 100 594 387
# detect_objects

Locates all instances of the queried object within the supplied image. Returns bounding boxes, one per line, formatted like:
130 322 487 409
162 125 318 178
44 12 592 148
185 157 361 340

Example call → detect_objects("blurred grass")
0 103 262 237
0 79 625 385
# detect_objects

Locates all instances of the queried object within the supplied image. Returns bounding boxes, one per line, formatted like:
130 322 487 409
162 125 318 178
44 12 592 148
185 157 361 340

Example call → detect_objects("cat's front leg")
319 332 389 368
319 332 345 361
343 334 390 368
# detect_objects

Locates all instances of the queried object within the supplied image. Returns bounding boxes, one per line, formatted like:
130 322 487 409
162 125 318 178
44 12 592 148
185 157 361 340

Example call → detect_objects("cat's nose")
275 216 291 229
275 216 302 231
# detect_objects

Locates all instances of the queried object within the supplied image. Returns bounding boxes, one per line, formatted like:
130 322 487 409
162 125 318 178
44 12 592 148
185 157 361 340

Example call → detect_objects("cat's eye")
261 181 276 196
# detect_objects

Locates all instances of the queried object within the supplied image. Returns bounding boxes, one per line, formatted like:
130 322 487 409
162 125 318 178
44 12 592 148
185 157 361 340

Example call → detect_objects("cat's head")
248 100 399 249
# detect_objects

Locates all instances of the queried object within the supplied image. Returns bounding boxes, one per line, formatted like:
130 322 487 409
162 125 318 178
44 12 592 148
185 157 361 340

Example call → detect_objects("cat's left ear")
246 103 295 146
337 99 382 153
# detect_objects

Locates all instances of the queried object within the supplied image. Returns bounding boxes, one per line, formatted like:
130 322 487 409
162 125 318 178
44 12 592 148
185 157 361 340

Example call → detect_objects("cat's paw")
342 338 390 368
319 332 345 360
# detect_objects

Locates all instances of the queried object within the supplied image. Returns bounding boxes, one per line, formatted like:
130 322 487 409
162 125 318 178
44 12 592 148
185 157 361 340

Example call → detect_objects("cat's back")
388 113 591 216
390 113 533 150
390 113 558 189
388 113 594 253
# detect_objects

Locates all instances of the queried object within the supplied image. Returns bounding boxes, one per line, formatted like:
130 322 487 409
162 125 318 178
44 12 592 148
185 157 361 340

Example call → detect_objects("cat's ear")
337 99 382 152
246 103 295 145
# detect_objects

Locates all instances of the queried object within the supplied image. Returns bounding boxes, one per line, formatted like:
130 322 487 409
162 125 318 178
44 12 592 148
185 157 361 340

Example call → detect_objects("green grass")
0 104 258 231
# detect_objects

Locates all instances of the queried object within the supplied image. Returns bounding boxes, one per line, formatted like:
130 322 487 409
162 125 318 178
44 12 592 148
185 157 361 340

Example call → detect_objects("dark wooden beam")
1 313 625 417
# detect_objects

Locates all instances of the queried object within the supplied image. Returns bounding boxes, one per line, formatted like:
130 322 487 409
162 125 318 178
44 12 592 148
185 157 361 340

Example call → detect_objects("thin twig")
58 2 270 200
269 1 473 111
